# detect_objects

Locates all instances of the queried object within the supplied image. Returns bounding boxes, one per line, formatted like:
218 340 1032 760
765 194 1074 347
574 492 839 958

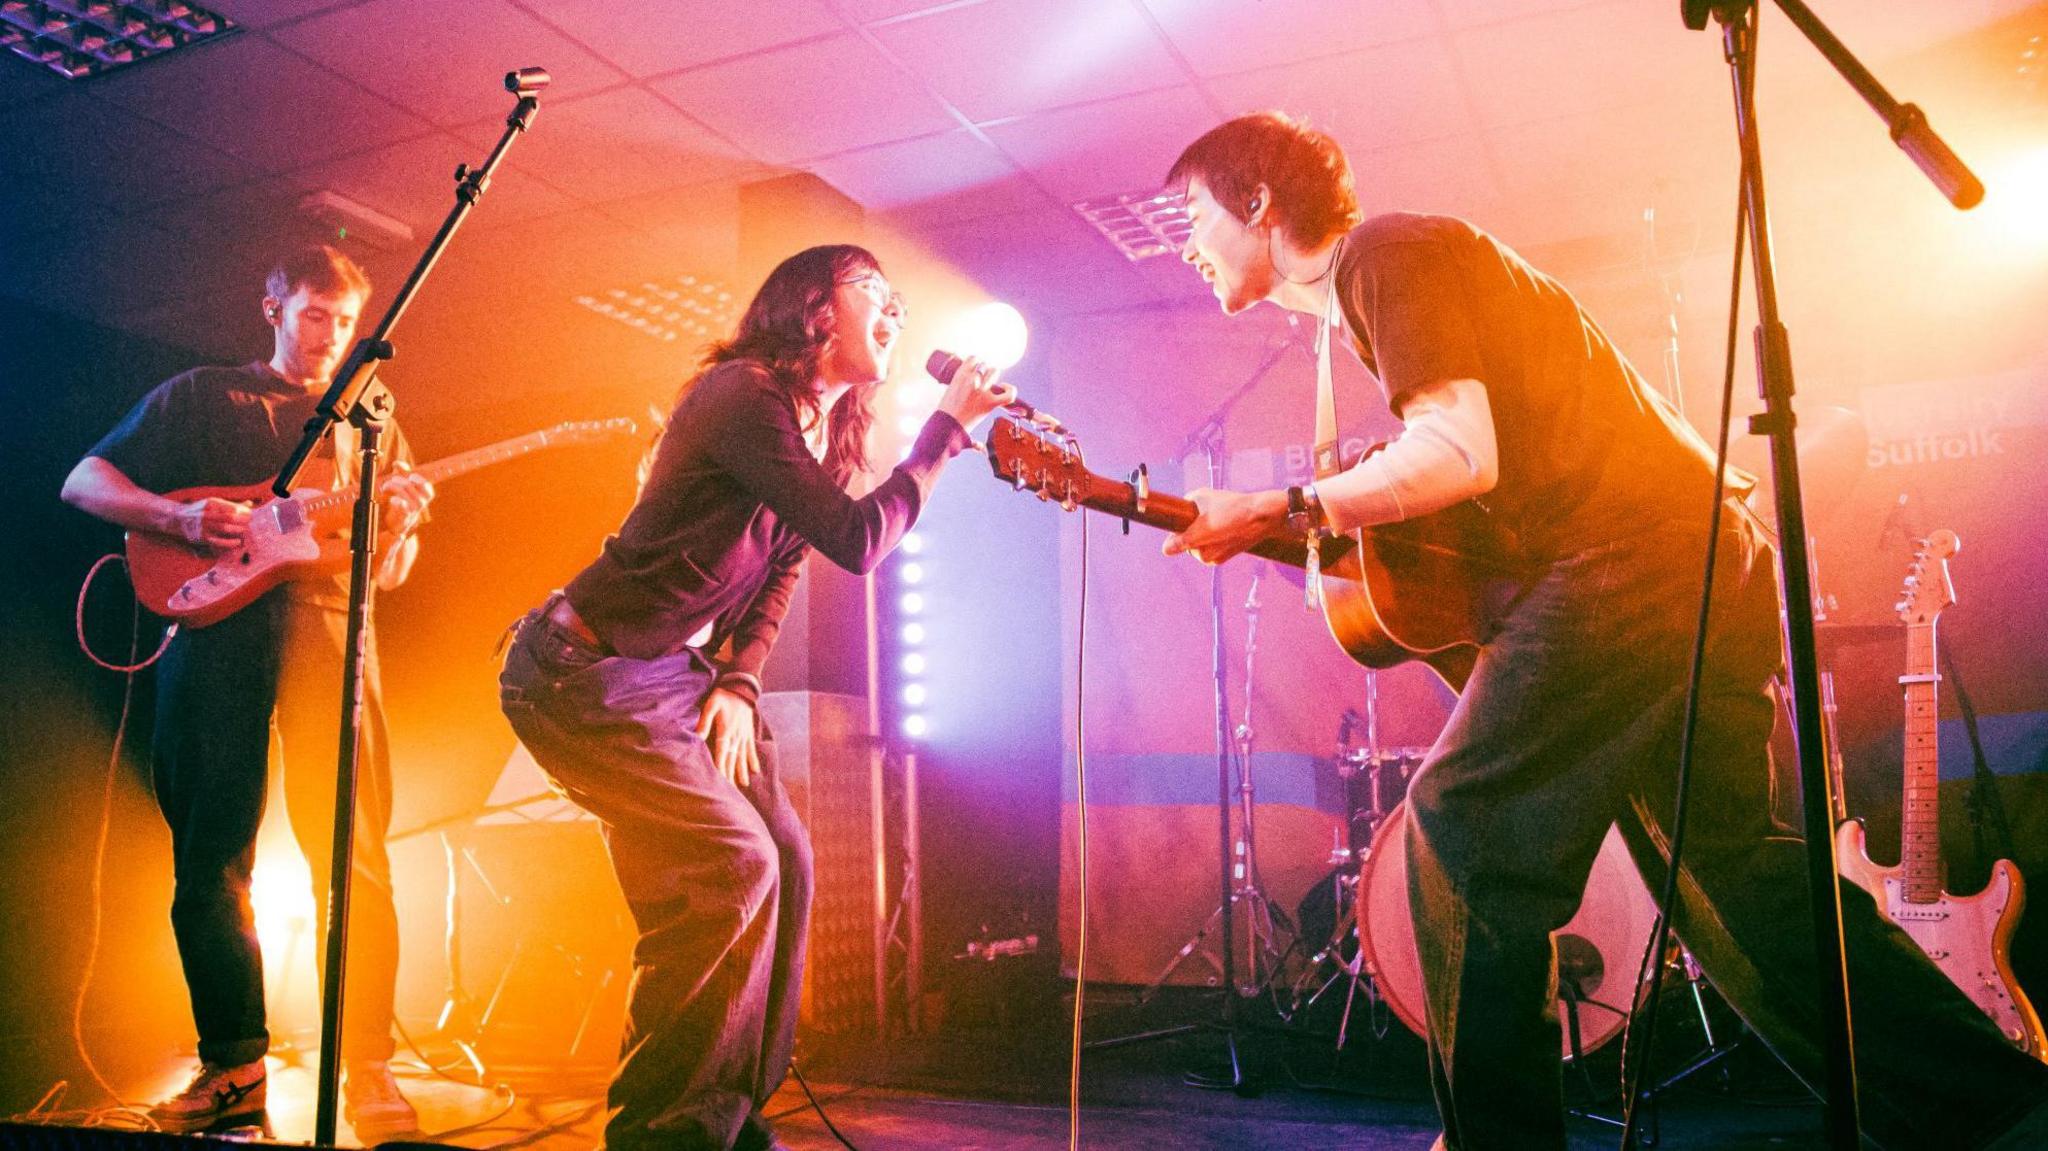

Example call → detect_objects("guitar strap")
1307 238 1346 608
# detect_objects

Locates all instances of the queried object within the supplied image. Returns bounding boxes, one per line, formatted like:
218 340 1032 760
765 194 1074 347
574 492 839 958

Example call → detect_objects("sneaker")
148 1059 267 1134
343 1059 419 1142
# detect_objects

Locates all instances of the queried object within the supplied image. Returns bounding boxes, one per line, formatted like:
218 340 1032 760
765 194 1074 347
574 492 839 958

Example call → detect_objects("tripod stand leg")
1135 903 1226 1007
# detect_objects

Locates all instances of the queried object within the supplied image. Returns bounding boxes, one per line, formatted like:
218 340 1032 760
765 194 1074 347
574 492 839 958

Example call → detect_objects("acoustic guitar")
126 417 637 627
984 417 1521 690
1833 530 2046 1057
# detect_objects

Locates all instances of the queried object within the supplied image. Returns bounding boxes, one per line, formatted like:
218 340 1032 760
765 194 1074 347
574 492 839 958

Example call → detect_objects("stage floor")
5 985 1829 1149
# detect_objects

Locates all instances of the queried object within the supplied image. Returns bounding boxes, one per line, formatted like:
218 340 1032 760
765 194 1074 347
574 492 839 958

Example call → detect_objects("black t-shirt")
89 360 413 604
1335 213 1745 562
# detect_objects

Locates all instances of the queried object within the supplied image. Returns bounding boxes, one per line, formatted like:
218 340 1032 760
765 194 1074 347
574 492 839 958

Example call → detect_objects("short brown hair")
1165 112 1362 248
265 244 371 302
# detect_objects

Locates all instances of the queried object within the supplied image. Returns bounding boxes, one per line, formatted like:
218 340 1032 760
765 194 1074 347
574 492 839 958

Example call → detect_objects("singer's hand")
934 354 1017 434
1163 488 1288 565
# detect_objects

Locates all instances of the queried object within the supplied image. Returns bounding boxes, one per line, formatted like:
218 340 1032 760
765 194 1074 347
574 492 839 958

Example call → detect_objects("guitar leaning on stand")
1833 530 2047 1058
125 417 635 626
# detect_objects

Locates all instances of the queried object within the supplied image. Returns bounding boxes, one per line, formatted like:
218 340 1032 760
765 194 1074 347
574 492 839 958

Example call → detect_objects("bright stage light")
901 532 925 555
903 683 928 707
250 856 314 963
902 652 927 675
899 562 925 585
1980 145 2048 253
896 413 925 437
902 622 926 645
900 591 925 615
903 715 929 738
957 301 1029 370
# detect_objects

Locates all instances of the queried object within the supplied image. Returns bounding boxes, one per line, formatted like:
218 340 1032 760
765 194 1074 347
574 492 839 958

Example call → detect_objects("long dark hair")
694 244 884 486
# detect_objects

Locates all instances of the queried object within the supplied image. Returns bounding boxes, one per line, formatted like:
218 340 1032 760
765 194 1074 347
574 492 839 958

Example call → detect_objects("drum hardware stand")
1085 332 1301 1091
1571 946 1761 1144
1284 680 1408 1052
387 791 620 1078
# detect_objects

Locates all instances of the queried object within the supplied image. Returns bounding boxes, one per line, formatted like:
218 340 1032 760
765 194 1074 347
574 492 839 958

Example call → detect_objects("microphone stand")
270 68 550 1148
1086 329 1300 1090
1665 6 1982 1148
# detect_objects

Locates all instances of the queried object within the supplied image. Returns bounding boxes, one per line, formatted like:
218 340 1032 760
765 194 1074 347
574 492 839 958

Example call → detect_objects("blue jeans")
499 597 812 1151
1406 504 2048 1149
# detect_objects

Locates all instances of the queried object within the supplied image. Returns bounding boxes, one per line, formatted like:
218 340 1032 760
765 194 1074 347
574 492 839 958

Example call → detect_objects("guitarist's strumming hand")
1163 488 1288 565
177 497 252 554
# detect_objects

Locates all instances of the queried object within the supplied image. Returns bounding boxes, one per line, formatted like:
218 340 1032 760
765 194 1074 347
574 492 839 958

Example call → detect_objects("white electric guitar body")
1833 530 2045 1059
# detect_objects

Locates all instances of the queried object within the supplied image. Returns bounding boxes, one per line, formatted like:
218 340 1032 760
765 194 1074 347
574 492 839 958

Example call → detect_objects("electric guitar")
126 417 638 627
984 417 1522 690
1833 530 2047 1057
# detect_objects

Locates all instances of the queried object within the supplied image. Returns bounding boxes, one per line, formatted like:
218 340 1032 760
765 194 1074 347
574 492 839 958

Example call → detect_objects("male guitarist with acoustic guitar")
1156 113 2047 1150
59 246 428 1138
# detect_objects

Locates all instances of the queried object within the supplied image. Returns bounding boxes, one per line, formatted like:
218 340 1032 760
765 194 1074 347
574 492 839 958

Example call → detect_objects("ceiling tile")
81 36 432 174
282 133 581 235
1435 0 1609 32
460 86 760 204
1450 0 1712 130
0 57 66 107
1207 34 1475 153
804 129 1036 217
871 0 1187 121
270 0 629 127
528 0 845 79
984 86 1216 203
916 204 1160 317
652 33 955 164
206 0 367 30
1138 0 1440 77
838 0 987 22
0 93 257 208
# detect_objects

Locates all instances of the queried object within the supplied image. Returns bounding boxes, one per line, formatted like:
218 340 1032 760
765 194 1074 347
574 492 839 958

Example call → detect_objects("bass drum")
1358 803 1659 1058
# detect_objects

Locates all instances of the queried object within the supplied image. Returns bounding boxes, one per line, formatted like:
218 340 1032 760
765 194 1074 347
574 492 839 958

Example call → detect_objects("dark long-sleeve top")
563 360 971 688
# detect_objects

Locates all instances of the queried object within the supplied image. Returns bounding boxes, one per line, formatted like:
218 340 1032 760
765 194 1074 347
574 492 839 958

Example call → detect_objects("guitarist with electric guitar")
60 246 433 1138
1044 113 2048 1147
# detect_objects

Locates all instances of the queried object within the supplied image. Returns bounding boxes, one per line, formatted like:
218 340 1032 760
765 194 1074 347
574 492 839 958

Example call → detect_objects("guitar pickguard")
1880 868 2042 1053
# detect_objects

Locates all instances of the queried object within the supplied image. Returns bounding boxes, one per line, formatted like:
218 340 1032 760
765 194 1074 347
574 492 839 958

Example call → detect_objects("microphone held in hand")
925 350 1066 433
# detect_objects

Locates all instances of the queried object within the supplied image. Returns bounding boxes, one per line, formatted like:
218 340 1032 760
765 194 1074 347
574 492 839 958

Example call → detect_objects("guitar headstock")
1895 528 1960 625
547 417 639 444
986 416 1092 512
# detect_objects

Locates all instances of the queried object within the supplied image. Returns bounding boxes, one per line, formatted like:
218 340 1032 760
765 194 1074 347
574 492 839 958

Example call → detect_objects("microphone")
925 350 1065 433
505 67 552 94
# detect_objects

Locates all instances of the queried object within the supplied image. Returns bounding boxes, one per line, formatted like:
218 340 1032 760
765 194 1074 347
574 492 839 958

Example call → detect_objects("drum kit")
1286 676 1664 1064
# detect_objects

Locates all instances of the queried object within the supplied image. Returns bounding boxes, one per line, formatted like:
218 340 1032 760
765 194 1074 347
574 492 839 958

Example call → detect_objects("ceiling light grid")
574 274 741 344
1072 189 1192 261
0 0 236 80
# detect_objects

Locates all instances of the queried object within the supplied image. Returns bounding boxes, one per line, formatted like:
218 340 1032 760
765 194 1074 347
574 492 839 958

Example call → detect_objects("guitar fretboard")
1900 618 1942 904
296 427 597 517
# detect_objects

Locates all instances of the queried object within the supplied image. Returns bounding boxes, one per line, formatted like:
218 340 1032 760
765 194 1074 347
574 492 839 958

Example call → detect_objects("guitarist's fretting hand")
177 497 252 553
377 466 436 537
1163 487 1288 566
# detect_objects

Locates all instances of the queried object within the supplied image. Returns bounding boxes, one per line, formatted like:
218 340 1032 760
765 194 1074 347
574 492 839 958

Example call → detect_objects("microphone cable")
1616 109 1753 1150
1068 505 1093 1151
